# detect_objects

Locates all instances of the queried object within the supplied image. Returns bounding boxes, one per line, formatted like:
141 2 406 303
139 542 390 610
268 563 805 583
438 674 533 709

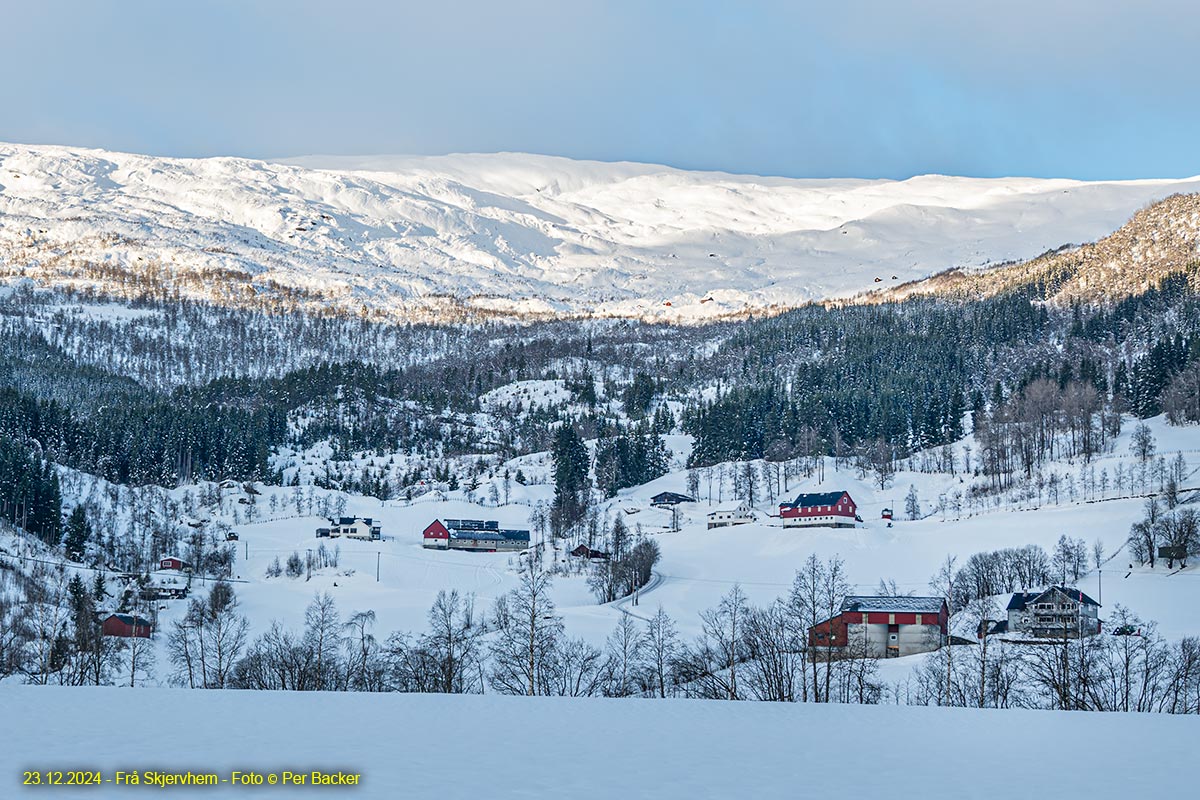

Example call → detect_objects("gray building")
1004 586 1101 639
424 518 530 552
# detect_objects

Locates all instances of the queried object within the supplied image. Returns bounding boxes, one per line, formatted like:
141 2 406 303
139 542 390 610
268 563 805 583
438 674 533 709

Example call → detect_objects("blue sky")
3 0 1198 179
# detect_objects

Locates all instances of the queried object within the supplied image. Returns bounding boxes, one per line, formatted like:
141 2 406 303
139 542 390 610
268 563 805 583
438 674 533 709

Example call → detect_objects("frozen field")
2 686 1194 799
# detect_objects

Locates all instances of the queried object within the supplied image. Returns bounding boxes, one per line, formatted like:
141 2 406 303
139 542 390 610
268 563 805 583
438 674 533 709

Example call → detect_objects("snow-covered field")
3 141 1200 319
1 686 1194 799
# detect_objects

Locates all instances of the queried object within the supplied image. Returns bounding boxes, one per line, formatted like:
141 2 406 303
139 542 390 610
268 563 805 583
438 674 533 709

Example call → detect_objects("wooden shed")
101 613 153 639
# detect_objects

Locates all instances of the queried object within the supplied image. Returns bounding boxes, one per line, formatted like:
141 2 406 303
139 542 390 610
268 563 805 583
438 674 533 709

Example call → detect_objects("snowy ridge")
3 142 1200 319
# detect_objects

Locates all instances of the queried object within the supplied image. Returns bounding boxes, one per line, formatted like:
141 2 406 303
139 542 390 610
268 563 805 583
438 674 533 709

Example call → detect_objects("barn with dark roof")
808 595 947 658
422 519 529 552
779 491 858 528
650 492 694 507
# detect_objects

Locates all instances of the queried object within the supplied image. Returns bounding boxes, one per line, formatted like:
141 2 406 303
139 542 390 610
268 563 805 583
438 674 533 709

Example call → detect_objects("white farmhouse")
706 501 754 529
316 516 381 541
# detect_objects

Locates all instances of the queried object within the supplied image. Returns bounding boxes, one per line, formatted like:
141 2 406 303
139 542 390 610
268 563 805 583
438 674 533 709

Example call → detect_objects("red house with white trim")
422 520 450 549
159 556 191 571
779 491 857 528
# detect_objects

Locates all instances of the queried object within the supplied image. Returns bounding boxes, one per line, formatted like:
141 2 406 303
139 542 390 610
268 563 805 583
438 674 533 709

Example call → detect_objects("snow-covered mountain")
3 141 1200 319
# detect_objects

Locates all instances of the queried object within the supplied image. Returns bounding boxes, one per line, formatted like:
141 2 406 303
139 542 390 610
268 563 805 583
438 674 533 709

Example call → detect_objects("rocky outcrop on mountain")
869 193 1200 305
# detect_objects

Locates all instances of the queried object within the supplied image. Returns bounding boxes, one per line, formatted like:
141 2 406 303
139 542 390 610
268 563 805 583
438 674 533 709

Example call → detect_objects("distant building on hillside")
570 544 610 560
159 556 191 571
880 507 893 520
706 501 754 529
651 492 694 508
316 517 381 541
808 596 947 658
423 519 530 552
100 613 154 639
779 491 858 528
1000 587 1101 639
139 585 188 602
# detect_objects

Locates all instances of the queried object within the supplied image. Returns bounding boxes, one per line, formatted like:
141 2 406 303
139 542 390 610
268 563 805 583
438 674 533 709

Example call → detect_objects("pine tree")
92 572 108 602
550 424 590 537
905 484 921 520
63 506 91 559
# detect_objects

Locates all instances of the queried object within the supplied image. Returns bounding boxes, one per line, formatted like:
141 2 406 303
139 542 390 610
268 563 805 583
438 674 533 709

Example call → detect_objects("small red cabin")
101 613 153 639
159 556 190 571
881 508 893 520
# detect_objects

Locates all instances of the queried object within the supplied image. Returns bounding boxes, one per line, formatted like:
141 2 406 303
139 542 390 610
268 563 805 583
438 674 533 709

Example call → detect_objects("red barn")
159 556 191 571
422 519 450 549
809 596 947 658
779 491 857 529
101 613 153 639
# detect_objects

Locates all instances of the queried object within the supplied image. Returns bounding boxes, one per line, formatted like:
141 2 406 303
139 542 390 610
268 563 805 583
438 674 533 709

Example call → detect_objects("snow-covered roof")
841 596 944 614
709 501 749 514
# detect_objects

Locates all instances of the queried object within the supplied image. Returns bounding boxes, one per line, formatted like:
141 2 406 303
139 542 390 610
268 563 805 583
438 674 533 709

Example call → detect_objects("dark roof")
840 595 944 614
783 491 847 508
651 492 694 504
1008 586 1100 609
1006 592 1038 611
105 613 153 627
449 528 529 541
1039 586 1100 607
445 518 500 532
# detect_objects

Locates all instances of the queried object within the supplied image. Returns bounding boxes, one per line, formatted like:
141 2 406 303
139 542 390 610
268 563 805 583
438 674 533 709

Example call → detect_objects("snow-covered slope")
2 687 1195 799
3 142 1200 319
75 414 1196 656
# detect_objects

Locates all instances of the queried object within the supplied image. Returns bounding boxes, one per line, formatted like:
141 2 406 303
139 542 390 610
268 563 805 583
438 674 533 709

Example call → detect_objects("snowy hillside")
3 687 1195 800
11 411 1193 691
203 414 1200 652
3 142 1200 319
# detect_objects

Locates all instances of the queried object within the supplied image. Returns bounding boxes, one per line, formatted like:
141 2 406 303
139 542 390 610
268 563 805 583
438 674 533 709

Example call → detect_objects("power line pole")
376 551 380 583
